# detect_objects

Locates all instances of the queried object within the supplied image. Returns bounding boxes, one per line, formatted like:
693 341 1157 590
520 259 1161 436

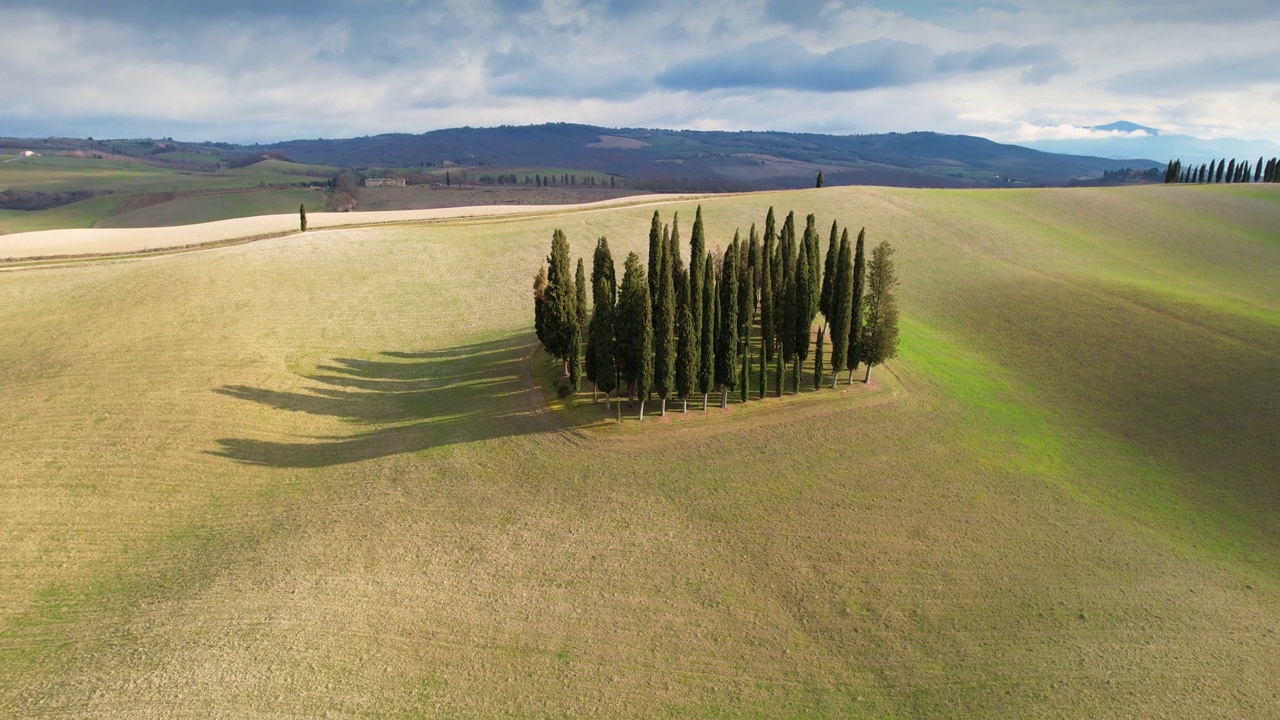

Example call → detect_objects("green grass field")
0 156 332 233
0 185 1277 717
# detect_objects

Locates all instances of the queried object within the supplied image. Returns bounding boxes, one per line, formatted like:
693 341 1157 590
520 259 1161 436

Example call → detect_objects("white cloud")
1007 123 1153 142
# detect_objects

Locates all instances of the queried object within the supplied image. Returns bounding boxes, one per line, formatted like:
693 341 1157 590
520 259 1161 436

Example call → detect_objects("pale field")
0 194 690 259
0 185 1277 717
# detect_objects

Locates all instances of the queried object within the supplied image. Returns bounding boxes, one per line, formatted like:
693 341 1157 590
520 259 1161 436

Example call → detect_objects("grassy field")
0 156 332 233
95 189 327 229
0 184 1277 717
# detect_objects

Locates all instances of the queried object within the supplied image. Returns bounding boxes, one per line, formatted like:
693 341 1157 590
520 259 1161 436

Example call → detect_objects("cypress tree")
299 203 307 231
1226 159 1236 183
647 211 662 318
1216 159 1226 183
774 350 784 398
669 213 686 300
669 215 694 412
575 258 588 332
779 212 796 365
587 237 618 408
568 321 582 392
1256 157 1265 183
846 228 867 384
1164 160 1174 184
758 230 773 397
741 313 752 403
1199 164 1207 184
739 249 754 403
616 252 648 406
804 214 822 321
698 256 716 411
717 239 739 408
791 239 811 393
619 253 652 418
813 326 825 390
689 205 706 354
759 212 776 378
830 229 853 388
545 229 576 373
533 263 548 350
585 291 598 401
748 224 761 315
676 276 696 413
816 170 825 188
654 225 676 416
735 231 752 341
861 241 900 383
820 219 839 324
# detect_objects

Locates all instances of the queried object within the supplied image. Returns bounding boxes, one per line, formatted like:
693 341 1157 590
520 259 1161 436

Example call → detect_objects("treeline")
1164 157 1280 184
533 206 900 419
0 188 113 211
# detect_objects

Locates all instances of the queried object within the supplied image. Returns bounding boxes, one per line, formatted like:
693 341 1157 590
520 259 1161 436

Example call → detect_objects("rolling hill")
260 123 1160 188
1 183 1276 717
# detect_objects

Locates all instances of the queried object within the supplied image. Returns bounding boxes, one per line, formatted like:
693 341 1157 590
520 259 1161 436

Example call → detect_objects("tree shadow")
208 334 565 468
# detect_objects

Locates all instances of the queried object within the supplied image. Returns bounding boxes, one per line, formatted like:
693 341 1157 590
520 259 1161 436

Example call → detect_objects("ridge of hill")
257 123 1159 188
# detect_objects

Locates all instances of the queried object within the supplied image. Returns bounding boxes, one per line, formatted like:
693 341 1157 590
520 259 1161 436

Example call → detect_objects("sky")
0 0 1277 145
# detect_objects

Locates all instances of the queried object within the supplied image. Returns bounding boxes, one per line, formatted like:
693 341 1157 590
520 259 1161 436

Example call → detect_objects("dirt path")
0 193 702 262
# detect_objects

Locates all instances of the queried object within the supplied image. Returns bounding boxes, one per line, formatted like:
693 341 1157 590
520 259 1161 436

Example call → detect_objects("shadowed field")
0 184 1277 717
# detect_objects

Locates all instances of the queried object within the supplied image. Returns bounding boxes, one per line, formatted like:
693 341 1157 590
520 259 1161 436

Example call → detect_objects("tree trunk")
703 393 709 411
848 367 855 385
605 391 611 412
682 398 688 413
864 364 872 383
638 399 645 419
661 398 666 417
721 388 728 409
831 373 838 389
592 381 598 402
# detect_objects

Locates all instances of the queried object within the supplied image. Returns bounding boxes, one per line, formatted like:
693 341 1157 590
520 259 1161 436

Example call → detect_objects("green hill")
0 185 1276 717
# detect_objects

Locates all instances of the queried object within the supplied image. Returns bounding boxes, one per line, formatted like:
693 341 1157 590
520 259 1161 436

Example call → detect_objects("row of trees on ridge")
533 206 900 419
1164 157 1280 184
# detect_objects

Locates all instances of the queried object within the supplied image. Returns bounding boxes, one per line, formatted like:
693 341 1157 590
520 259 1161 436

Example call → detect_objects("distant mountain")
1087 121 1160 135
254 124 1159 189
1023 121 1280 165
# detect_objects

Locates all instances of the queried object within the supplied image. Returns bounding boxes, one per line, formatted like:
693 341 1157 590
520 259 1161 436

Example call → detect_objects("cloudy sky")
1 0 1277 144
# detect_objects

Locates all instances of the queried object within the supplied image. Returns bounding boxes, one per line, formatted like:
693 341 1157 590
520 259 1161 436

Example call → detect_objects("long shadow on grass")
209 334 565 468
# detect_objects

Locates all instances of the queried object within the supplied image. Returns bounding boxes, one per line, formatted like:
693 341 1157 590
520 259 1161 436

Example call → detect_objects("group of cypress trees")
534 206 900 420
1164 157 1280 184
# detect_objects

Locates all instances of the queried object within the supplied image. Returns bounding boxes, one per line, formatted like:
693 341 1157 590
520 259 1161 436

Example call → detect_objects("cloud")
1009 123 1154 142
1109 52 1280 95
657 37 1070 92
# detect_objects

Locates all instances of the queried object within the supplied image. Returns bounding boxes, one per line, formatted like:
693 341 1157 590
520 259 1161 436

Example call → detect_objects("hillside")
0 185 1276 717
260 123 1159 188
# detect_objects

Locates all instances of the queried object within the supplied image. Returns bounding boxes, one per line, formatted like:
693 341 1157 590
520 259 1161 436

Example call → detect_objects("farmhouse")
363 177 406 187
